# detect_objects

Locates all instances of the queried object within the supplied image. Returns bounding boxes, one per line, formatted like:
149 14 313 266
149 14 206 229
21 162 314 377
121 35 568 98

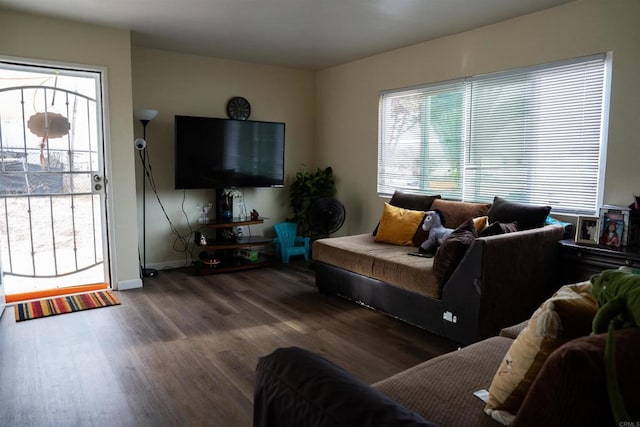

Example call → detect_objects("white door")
0 60 109 296
0 248 5 316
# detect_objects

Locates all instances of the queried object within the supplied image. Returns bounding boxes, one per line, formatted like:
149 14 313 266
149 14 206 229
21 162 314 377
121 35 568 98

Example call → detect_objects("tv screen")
174 115 285 189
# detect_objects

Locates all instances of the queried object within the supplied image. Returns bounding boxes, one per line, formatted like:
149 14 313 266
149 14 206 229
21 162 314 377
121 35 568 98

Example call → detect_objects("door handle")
92 175 106 193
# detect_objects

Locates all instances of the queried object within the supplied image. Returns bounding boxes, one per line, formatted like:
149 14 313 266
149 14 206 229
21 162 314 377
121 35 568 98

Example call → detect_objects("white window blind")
378 80 466 200
378 54 610 215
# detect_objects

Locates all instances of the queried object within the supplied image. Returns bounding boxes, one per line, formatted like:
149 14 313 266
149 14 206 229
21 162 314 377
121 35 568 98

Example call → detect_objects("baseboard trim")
117 278 143 290
147 259 193 271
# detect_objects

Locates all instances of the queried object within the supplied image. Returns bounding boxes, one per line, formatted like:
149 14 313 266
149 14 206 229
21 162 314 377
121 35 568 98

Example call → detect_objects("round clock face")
226 96 251 120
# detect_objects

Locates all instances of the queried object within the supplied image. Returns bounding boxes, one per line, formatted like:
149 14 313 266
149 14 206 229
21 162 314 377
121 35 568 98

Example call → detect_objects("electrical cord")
139 147 197 268
137 156 264 268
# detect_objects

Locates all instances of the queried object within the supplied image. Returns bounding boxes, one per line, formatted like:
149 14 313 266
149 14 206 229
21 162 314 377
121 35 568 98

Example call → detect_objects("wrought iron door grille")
0 84 103 280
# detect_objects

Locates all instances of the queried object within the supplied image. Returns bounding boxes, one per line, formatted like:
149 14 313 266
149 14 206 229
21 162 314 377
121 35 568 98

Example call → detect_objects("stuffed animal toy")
591 268 640 424
419 210 453 254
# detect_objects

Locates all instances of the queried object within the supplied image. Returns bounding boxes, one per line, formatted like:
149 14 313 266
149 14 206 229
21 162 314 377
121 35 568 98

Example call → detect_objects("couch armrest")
476 224 564 338
442 225 564 343
499 320 529 339
254 347 435 427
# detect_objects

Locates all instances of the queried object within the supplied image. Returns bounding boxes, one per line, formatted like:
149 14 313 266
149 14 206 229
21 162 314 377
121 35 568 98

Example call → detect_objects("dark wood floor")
0 261 458 426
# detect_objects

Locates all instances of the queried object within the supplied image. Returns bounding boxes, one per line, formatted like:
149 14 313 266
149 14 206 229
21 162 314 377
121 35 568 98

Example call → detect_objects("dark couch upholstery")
313 192 564 344
254 347 435 427
254 328 640 427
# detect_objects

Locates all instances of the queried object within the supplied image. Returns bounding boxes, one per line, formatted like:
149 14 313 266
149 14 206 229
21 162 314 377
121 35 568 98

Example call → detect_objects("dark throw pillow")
411 210 444 247
479 221 519 237
514 328 640 427
433 218 477 287
373 191 441 235
412 217 428 247
487 196 551 230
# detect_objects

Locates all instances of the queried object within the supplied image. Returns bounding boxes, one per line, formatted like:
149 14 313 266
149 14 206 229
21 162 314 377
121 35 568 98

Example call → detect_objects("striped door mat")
14 291 121 322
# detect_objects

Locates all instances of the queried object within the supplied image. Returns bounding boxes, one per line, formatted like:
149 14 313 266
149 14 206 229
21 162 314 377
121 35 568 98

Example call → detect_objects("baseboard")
117 278 143 290
147 259 193 271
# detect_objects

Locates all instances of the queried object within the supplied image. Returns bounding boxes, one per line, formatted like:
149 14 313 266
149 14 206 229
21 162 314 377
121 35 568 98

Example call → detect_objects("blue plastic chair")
273 222 310 263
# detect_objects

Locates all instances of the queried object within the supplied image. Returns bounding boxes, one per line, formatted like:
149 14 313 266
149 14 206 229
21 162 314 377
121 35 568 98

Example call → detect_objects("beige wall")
0 9 141 289
316 0 640 236
131 47 315 267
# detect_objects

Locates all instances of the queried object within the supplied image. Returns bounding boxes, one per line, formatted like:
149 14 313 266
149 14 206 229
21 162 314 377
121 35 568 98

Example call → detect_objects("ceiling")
1 0 573 70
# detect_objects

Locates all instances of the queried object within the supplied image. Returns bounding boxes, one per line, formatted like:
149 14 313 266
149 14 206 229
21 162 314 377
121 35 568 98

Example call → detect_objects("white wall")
0 9 141 289
316 0 640 236
131 47 316 267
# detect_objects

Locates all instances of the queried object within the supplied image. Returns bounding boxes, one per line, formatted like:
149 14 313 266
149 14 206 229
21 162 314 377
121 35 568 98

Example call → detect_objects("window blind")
378 80 466 200
378 54 610 215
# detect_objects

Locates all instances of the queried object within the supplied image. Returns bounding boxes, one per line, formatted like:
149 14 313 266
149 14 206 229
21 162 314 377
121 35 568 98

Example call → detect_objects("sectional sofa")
254 319 640 426
312 193 566 344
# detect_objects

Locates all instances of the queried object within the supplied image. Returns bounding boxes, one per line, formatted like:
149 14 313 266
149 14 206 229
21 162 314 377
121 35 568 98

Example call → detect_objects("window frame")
378 53 611 216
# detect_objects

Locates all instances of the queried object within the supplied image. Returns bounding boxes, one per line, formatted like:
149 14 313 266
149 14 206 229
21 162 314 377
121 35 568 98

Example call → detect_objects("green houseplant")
290 166 336 237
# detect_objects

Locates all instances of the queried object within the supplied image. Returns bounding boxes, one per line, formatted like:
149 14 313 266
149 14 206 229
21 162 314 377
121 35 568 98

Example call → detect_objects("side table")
558 239 640 284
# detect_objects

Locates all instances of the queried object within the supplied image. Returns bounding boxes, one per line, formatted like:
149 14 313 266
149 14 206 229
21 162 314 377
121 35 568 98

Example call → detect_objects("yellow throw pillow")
473 216 488 234
484 282 597 425
375 203 425 246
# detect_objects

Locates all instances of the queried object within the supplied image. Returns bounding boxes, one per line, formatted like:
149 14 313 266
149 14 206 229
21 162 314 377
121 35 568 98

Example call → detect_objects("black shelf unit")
196 217 272 274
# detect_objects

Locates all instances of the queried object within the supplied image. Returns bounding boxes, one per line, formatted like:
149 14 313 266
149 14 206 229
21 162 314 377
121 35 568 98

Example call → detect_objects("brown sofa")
254 323 640 427
313 193 565 344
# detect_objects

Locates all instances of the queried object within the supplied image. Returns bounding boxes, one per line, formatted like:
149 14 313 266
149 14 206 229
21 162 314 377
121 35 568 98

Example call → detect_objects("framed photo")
598 207 629 247
575 216 600 244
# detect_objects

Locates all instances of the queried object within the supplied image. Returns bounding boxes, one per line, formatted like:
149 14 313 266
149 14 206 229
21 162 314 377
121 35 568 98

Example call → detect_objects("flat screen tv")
174 115 285 189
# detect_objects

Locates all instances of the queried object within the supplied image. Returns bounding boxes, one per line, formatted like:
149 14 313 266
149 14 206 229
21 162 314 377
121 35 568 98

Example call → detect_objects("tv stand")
196 217 272 274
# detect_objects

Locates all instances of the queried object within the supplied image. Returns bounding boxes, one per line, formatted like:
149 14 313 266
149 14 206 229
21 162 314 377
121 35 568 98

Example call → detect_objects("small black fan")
307 197 346 237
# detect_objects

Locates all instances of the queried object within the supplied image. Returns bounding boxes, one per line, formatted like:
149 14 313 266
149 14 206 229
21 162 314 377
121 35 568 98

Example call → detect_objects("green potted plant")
289 166 336 236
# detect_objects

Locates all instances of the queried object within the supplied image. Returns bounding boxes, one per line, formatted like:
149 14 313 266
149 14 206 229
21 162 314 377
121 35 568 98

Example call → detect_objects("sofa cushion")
484 282 597 425
373 191 440 235
374 336 512 427
487 197 550 230
254 347 435 427
375 203 425 246
479 221 518 237
313 233 441 299
433 218 477 286
430 199 492 229
389 190 441 211
513 328 640 427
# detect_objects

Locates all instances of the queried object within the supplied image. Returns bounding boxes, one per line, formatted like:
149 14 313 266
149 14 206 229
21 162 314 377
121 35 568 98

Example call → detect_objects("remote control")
407 252 433 258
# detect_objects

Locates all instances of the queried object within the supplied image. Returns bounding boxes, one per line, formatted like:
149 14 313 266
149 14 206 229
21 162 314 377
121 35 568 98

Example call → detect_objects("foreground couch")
254 328 640 427
313 193 565 344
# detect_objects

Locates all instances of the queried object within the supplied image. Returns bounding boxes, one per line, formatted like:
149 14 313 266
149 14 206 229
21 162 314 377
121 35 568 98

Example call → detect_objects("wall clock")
226 96 251 120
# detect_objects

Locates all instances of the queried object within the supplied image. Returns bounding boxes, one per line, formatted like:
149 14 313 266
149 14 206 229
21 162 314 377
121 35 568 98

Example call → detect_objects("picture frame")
598 206 630 247
575 215 600 244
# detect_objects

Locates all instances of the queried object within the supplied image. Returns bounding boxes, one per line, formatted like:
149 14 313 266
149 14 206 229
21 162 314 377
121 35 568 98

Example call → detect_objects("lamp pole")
134 109 159 279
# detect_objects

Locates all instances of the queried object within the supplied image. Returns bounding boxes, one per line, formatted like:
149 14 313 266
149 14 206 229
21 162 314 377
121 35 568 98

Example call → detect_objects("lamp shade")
134 109 158 122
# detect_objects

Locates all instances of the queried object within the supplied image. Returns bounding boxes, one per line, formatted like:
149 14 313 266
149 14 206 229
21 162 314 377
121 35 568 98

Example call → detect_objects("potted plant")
289 166 336 237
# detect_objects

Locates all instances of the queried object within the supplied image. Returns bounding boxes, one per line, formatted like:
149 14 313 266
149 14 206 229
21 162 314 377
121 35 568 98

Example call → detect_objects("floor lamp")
134 109 159 278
